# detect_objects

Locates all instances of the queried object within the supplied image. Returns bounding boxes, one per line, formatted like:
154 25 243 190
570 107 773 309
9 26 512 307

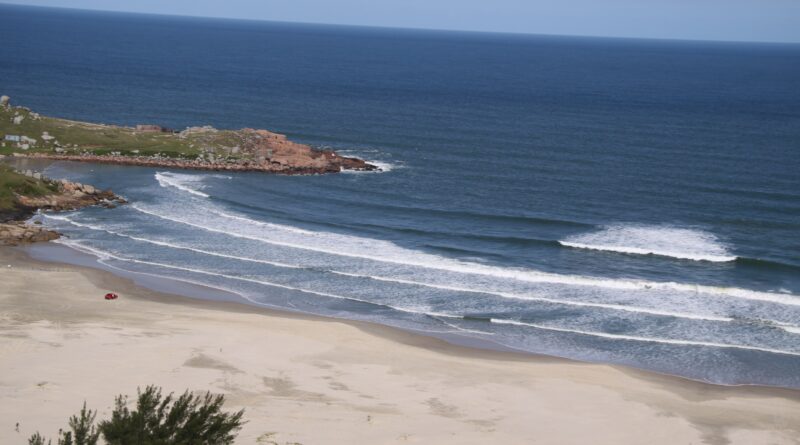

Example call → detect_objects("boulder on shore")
1 174 126 246
0 222 60 246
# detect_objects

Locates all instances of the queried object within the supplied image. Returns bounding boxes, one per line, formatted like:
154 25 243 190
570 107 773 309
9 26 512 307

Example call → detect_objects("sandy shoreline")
1 247 799 444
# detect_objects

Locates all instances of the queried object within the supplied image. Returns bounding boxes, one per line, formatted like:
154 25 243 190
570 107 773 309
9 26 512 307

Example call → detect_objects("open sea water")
2 4 800 387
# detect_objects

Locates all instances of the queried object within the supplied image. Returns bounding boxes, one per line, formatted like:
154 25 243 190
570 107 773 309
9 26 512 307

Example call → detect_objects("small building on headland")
135 124 174 133
135 124 163 132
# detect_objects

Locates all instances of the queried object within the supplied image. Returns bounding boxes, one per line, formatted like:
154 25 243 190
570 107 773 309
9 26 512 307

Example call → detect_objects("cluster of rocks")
0 172 126 246
0 222 60 246
16 178 127 212
21 150 376 174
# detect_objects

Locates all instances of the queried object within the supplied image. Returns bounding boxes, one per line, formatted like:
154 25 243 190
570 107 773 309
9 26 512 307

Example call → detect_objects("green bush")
29 386 244 445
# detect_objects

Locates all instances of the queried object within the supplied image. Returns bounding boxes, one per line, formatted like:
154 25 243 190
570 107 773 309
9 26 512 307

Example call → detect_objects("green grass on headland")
0 104 205 158
0 164 57 213
0 99 272 163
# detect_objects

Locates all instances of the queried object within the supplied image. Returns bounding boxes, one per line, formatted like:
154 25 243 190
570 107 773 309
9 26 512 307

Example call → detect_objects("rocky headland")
0 167 125 246
0 95 378 174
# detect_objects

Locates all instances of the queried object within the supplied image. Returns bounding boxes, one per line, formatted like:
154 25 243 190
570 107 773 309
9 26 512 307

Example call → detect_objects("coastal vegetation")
0 164 57 216
28 385 244 445
0 101 200 159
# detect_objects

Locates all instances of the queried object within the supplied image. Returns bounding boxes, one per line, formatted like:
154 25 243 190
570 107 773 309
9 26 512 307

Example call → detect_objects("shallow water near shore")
2 4 800 387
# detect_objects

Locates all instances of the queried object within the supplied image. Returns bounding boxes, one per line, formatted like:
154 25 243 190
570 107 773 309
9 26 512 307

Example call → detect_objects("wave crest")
154 172 210 198
560 225 736 262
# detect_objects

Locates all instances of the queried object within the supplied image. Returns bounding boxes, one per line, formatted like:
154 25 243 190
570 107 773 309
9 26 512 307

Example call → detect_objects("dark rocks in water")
0 204 38 224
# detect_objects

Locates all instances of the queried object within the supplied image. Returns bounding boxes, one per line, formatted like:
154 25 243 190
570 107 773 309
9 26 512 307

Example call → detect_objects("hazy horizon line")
2 1 799 46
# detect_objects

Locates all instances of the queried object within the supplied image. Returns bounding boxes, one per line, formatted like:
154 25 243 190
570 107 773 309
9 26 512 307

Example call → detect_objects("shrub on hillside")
28 386 244 445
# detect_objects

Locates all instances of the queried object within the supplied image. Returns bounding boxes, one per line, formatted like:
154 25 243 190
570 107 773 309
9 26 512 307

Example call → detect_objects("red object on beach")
104 293 118 300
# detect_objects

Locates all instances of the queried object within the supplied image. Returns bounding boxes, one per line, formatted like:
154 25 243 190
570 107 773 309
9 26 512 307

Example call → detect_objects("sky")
4 0 800 43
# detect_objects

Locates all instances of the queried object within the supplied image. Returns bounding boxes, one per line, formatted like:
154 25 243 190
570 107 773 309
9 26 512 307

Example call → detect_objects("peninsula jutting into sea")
0 95 377 174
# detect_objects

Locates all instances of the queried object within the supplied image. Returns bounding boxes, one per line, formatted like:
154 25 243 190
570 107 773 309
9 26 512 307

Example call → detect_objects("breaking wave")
154 172 210 198
119 204 800 307
44 214 745 324
45 238 800 359
341 159 398 173
560 225 736 262
490 319 800 357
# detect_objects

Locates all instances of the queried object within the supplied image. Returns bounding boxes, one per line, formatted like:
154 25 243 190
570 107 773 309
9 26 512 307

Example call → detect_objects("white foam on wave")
775 323 800 335
128 203 800 308
43 214 304 270
560 225 736 262
44 213 744 325
491 319 800 357
154 172 210 198
341 160 398 174
53 213 800 333
54 238 455 324
367 160 396 172
52 238 800 356
208 209 314 235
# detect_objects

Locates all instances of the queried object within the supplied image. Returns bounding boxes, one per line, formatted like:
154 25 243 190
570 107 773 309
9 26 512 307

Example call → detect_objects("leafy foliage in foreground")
29 386 244 445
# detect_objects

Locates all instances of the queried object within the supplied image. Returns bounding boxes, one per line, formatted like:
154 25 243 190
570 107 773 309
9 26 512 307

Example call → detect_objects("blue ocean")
2 4 800 387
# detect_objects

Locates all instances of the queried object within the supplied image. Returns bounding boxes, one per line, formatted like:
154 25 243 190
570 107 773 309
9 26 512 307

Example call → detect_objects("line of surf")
559 226 737 263
43 213 742 324
56 239 437 319
559 241 737 262
55 239 469 337
490 319 800 357
208 209 314 235
154 172 210 198
128 204 800 307
45 213 800 332
53 239 800 358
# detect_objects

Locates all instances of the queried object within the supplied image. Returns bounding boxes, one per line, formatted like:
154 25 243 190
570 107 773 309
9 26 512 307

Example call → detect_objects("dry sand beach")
1 247 799 445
